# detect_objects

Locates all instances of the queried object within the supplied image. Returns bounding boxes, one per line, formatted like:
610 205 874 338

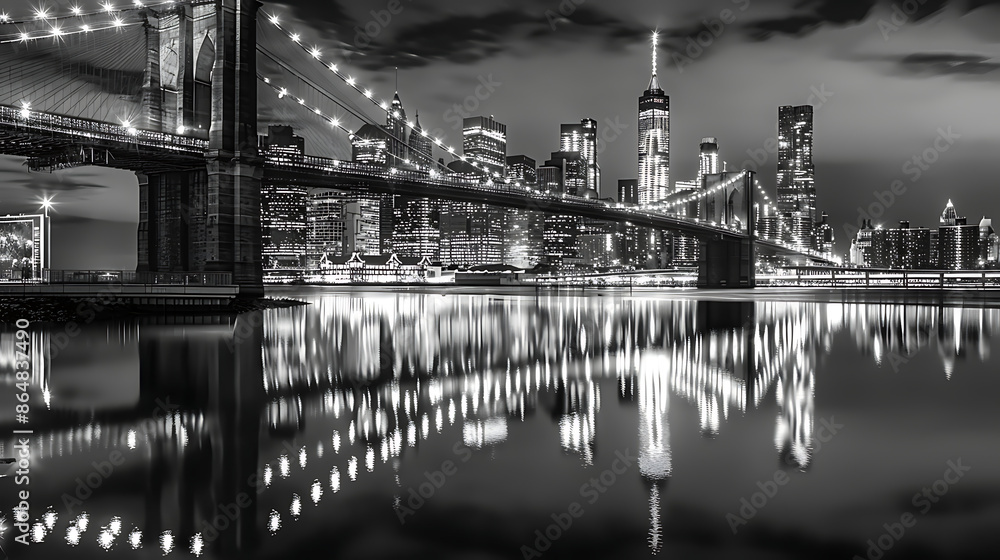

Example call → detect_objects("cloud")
741 0 956 40
897 52 1000 76
283 3 650 71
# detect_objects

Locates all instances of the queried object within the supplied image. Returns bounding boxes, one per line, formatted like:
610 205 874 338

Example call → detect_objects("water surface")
2 288 999 559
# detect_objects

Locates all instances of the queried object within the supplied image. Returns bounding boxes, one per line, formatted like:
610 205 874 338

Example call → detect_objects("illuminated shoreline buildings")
261 126 307 270
638 34 670 207
439 116 508 266
777 105 815 249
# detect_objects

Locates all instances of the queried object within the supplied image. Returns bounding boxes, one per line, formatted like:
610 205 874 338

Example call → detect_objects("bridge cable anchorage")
0 0 179 27
259 75 441 174
264 12 505 182
256 48 451 176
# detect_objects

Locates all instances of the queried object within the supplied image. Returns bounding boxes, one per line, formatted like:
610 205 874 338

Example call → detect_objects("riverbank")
0 296 307 323
266 284 1000 309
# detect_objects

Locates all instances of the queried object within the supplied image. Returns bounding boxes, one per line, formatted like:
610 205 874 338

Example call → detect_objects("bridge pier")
697 236 756 288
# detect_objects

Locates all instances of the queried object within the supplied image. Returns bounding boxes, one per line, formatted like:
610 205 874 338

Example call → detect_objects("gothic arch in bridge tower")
193 35 215 132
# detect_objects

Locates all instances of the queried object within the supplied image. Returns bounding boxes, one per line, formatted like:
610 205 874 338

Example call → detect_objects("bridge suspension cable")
262 12 499 181
258 73 443 173
257 45 450 175
0 0 180 26
0 14 139 43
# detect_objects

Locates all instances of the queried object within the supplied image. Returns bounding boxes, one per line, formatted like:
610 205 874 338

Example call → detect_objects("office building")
937 200 978 270
869 221 932 269
261 126 307 270
463 115 507 176
618 179 639 205
352 124 391 165
671 179 699 264
504 155 542 267
386 91 408 163
811 212 835 259
506 155 537 185
439 203 504 267
438 116 507 266
407 112 433 168
638 35 670 207
392 197 440 261
777 105 816 237
561 119 600 193
699 138 720 188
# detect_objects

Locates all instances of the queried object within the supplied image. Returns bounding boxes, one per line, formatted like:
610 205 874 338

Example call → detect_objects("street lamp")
39 195 54 272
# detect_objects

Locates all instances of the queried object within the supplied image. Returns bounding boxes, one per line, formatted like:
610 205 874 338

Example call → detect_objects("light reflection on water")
1 291 999 559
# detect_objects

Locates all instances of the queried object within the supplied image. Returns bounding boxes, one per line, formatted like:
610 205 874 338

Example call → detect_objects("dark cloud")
741 0 957 40
319 4 649 71
898 52 1000 76
744 0 877 39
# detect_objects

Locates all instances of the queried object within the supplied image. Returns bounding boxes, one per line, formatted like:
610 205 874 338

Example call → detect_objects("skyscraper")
407 112 433 168
777 105 816 242
938 200 978 270
618 179 639 205
638 33 670 207
698 137 720 188
506 155 537 185
439 116 507 266
504 155 542 268
462 115 507 177
352 124 391 165
561 119 600 194
393 197 441 260
260 126 307 271
385 90 408 163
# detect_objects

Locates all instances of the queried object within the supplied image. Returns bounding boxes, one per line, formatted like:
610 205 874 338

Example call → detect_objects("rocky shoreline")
0 296 307 324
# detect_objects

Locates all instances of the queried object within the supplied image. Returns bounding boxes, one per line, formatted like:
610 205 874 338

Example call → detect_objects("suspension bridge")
0 0 833 294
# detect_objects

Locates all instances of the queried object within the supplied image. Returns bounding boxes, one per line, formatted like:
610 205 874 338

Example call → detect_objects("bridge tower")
697 170 756 288
138 0 263 294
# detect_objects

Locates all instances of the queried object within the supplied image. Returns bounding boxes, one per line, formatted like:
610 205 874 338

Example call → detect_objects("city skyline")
1 0 1000 269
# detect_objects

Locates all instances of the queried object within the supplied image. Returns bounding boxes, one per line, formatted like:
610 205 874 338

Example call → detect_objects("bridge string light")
0 0 181 25
256 44 461 177
264 13 500 181
258 73 442 173
0 16 140 43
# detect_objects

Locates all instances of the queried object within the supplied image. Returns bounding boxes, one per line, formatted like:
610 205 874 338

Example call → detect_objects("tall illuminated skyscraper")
638 33 670 207
560 119 600 194
407 112 433 168
777 105 815 244
261 126 307 270
385 88 408 163
698 137 720 187
462 115 507 177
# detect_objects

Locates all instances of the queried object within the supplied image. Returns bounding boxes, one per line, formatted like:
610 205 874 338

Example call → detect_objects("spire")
414 111 423 132
394 66 398 93
648 31 661 91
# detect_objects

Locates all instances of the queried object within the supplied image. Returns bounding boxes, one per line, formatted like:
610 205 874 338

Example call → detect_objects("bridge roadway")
0 104 831 263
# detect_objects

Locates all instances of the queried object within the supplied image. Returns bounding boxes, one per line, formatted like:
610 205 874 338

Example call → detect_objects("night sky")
2 0 1000 267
